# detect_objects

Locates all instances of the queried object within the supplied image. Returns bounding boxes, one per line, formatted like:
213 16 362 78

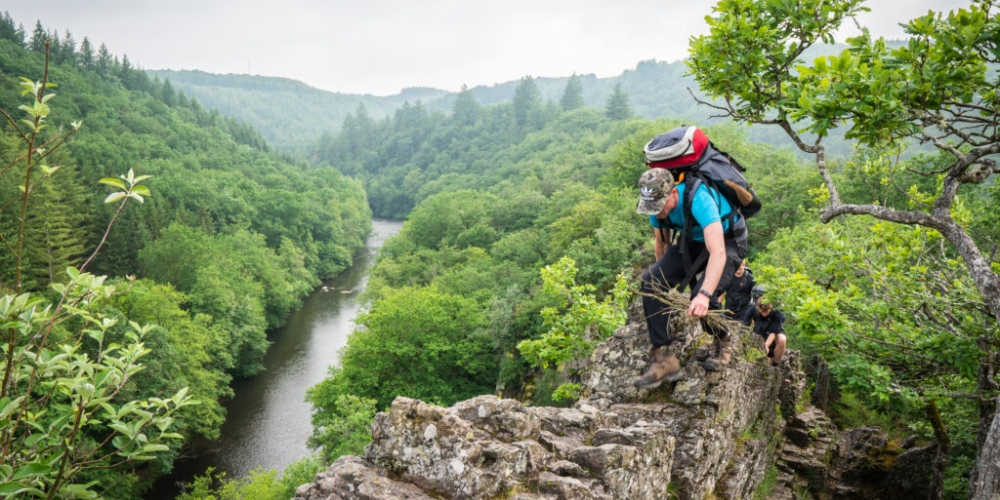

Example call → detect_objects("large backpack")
645 125 758 290
644 125 761 223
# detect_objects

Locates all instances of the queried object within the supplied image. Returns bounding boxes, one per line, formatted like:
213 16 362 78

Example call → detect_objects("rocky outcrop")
294 311 935 500
771 408 939 500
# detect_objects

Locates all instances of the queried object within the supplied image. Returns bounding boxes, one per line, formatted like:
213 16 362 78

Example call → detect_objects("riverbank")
148 219 403 499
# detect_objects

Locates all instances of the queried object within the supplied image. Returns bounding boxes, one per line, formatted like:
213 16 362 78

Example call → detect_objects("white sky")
3 0 968 96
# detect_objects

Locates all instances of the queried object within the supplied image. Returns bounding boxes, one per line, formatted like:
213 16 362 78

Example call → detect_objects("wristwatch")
698 289 712 299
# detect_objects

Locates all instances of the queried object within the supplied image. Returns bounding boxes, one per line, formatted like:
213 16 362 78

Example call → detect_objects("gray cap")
636 168 675 215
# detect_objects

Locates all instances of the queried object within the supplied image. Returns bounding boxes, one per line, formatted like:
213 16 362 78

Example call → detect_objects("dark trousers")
641 240 743 347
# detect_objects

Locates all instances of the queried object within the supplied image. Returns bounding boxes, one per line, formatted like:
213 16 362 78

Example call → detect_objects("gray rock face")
294 313 933 500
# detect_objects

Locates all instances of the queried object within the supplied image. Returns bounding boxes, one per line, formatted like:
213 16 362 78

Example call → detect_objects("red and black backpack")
644 125 761 223
644 125 758 289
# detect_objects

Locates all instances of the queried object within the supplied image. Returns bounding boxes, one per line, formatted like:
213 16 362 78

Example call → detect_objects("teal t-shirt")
649 183 735 242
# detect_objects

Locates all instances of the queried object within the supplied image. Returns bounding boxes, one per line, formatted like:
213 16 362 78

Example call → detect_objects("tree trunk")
926 400 950 500
970 408 1000 500
971 338 1000 500
937 225 1000 500
811 355 830 413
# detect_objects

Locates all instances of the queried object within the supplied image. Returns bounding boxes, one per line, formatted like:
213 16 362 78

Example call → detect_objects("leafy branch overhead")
688 1 1000 498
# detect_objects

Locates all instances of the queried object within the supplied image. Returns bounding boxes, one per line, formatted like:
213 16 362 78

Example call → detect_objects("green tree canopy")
688 1 1000 497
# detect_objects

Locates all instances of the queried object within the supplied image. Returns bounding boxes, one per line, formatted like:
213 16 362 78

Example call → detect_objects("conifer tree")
0 12 16 43
96 42 112 76
453 84 481 126
22 164 89 287
28 20 46 52
161 78 176 105
604 83 632 120
560 74 585 111
512 76 541 127
57 29 76 65
79 37 94 69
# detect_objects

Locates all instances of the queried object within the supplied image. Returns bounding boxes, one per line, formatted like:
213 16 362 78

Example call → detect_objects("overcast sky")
4 0 968 96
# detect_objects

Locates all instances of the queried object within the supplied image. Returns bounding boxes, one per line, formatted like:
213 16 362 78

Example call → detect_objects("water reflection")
149 219 401 498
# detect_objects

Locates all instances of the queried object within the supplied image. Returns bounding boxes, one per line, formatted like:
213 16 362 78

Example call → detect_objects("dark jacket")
724 270 755 317
750 307 786 338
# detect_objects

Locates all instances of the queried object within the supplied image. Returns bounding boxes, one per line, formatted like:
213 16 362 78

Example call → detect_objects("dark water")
149 219 402 498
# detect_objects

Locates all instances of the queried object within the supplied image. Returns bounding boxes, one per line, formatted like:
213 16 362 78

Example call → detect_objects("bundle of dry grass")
634 280 747 337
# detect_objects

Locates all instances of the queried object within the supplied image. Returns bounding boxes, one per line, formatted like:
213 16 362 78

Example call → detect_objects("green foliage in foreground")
177 455 324 500
689 1 1000 496
0 277 194 499
517 257 629 399
0 65 190 499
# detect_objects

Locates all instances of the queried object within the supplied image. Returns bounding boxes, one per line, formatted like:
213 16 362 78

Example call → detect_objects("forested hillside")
147 70 448 153
156 44 870 158
0 15 370 499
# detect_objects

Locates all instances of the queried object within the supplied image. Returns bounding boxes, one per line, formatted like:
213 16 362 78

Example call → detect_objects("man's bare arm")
688 221 726 317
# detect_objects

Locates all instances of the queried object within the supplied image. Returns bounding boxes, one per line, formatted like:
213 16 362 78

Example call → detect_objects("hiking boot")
634 346 683 389
703 335 732 372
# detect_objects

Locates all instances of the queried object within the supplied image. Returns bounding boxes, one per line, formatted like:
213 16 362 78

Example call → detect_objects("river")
150 219 402 498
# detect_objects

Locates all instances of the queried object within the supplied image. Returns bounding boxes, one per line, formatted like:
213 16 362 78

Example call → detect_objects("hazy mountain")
152 43 868 156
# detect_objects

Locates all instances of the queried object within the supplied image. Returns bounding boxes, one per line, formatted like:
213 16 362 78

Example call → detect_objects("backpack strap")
691 171 742 239
655 220 673 244
675 176 703 292
674 174 747 293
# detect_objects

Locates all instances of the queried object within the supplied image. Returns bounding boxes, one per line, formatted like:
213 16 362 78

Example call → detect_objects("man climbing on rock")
723 259 755 325
747 289 787 367
633 165 747 389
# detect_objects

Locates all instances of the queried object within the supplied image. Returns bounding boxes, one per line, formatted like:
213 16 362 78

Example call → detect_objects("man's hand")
688 294 710 317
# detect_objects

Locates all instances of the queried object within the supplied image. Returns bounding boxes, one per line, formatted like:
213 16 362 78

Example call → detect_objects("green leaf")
0 396 26 419
12 463 52 481
98 178 126 190
0 482 32 495
112 435 129 450
104 192 126 204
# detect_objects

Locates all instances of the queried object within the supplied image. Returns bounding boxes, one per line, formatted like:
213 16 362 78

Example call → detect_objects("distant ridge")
152 42 864 155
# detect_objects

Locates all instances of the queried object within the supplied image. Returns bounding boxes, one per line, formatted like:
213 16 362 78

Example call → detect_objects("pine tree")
28 21 46 52
58 30 77 66
79 37 94 69
452 84 481 126
0 12 17 43
605 83 633 120
161 78 176 106
120 54 137 89
96 43 112 76
48 30 62 61
512 76 541 127
560 74 585 111
22 163 89 287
